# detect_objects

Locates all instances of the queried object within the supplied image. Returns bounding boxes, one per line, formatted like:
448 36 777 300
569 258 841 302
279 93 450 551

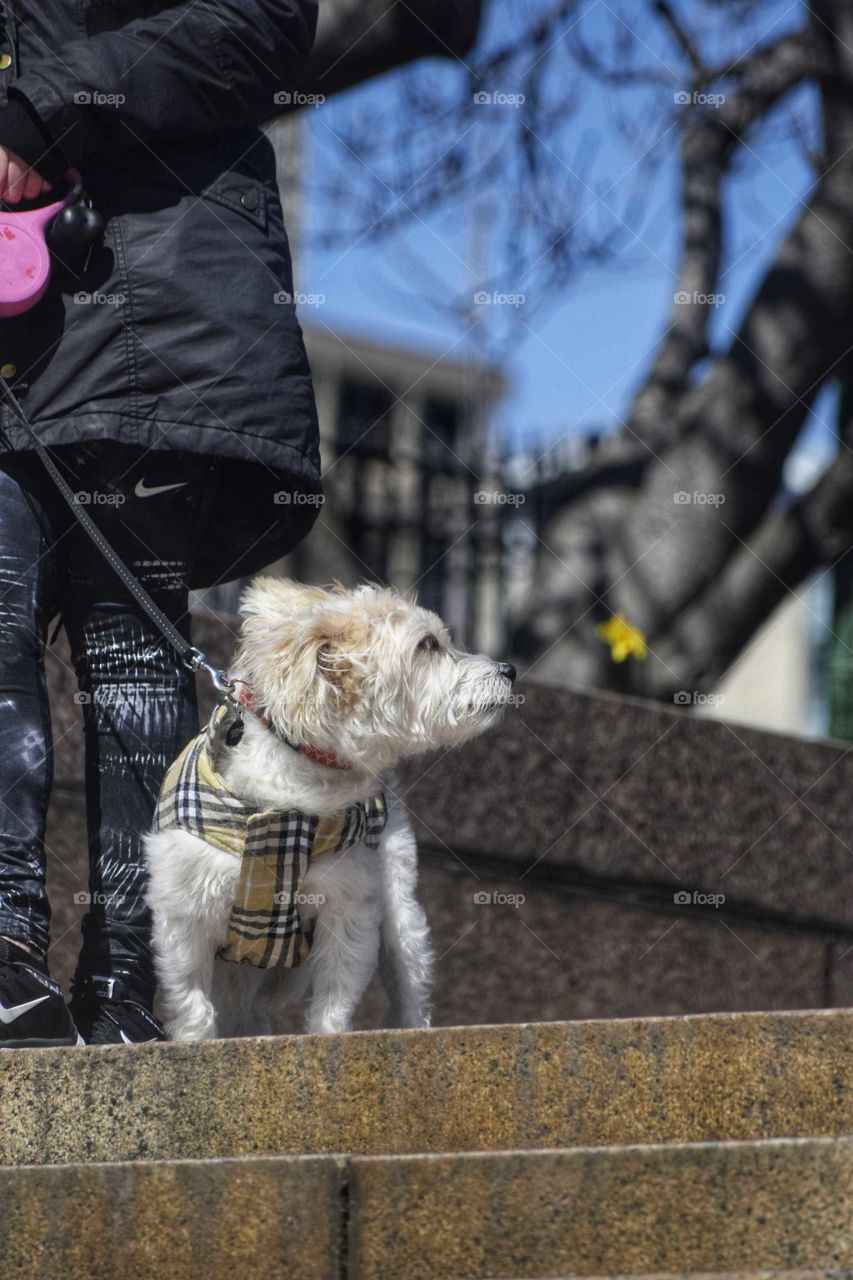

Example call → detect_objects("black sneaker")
70 972 166 1045
0 938 82 1048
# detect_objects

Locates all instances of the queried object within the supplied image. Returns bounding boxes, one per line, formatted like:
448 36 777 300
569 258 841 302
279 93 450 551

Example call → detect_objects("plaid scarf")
152 702 387 968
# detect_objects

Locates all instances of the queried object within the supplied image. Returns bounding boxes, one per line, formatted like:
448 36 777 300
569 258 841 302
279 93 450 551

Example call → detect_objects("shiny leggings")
0 441 220 998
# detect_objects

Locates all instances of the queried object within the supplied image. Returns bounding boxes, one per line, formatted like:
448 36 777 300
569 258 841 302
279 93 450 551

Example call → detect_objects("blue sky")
302 0 835 477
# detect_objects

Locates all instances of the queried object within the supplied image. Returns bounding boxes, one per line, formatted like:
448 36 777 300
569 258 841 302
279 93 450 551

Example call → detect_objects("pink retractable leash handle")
0 169 103 318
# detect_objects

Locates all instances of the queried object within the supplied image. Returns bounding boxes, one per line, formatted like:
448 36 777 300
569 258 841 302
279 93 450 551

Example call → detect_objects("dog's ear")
308 611 369 707
268 611 366 736
236 589 368 734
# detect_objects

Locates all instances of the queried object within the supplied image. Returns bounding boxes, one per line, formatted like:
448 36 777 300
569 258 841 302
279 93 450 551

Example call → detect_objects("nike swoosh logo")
119 1030 156 1045
134 479 190 499
0 994 49 1024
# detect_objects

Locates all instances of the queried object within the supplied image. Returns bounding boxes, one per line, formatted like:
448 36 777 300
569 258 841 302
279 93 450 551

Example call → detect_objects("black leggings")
0 441 220 997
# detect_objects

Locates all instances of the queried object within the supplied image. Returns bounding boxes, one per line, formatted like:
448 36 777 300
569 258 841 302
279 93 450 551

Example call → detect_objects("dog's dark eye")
417 634 441 655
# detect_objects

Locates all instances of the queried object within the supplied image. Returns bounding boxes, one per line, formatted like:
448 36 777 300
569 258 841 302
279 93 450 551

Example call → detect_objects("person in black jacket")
0 0 322 1046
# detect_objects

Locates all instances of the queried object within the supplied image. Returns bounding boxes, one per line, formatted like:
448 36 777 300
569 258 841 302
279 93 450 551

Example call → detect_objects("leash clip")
185 646 235 696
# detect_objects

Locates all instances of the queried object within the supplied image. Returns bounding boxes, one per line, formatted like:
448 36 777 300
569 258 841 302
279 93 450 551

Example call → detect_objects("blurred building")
702 443 833 739
500 431 604 618
265 115 303 272
295 327 505 653
702 577 830 738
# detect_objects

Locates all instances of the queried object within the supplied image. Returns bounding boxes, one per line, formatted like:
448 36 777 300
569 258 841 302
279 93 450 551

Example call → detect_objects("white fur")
145 578 514 1041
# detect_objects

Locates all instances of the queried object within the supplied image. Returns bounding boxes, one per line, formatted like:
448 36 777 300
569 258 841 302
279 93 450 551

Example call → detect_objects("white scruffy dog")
145 577 516 1041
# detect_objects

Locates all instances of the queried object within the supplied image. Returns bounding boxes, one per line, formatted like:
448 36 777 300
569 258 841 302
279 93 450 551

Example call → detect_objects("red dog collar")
231 680 352 772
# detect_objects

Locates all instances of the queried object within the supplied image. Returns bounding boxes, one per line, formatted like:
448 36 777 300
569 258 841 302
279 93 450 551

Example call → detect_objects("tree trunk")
514 2 853 700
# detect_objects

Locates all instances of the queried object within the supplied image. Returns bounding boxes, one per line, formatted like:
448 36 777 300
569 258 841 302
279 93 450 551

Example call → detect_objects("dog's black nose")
499 662 517 685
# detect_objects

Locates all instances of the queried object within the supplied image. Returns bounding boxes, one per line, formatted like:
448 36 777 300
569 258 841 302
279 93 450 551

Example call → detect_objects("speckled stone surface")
0 1154 344 1280
3 1148 851 1280
403 864 833 1025
2 1010 853 1167
348 1138 853 1279
261 863 833 1034
398 679 853 926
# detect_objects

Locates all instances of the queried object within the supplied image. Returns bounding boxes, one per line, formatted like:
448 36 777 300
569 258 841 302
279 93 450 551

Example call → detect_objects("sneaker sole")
0 1032 84 1049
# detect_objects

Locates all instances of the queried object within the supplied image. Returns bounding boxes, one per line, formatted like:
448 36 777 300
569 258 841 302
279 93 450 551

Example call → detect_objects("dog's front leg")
304 866 382 1034
156 923 219 1041
145 830 235 1041
378 802 432 1029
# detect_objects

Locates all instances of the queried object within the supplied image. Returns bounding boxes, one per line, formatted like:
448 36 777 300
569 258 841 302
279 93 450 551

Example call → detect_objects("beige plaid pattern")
153 702 387 968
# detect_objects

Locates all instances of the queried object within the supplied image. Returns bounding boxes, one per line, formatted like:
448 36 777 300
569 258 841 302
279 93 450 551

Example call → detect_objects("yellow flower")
596 613 648 663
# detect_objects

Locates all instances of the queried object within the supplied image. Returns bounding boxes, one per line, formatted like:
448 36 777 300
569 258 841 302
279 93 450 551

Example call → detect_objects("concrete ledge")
493 1274 853 1280
2 1010 853 1166
517 1275 853 1280
349 1138 853 1279
3 1141 848 1280
398 680 853 929
0 1155 344 1280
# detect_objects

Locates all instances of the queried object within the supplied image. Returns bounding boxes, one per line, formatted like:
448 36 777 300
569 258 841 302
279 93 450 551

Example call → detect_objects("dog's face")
234 578 516 769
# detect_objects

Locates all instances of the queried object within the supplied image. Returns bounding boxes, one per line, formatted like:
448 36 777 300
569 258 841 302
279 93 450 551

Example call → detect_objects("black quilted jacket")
0 0 321 586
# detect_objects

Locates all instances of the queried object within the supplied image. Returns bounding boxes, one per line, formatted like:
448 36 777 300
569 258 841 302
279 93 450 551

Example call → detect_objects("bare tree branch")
654 0 705 77
631 27 820 441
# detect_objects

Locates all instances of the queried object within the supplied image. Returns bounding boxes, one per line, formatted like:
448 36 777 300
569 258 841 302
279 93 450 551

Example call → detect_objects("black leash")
0 375 234 695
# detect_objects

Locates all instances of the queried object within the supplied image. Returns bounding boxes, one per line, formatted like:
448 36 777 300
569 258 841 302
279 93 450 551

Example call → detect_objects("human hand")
0 147 51 203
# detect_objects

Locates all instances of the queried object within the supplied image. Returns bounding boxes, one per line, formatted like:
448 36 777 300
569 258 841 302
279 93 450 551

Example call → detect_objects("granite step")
0 1138 850 1280
0 1154 344 1280
348 1138 853 1278
484 1275 853 1280
2 1008 853 1166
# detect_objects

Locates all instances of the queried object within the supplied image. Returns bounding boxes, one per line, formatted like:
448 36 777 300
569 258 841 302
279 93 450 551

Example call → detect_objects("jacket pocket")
201 173 269 235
